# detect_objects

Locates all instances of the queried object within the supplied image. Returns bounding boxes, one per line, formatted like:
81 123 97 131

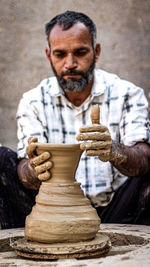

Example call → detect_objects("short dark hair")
45 10 97 48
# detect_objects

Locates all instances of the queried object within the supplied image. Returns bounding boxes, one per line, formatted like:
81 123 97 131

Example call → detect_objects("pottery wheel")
10 233 111 260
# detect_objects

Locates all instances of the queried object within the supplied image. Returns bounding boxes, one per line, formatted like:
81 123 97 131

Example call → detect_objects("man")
0 11 150 229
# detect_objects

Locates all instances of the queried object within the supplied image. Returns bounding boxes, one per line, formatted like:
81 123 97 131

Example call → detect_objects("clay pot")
25 143 100 243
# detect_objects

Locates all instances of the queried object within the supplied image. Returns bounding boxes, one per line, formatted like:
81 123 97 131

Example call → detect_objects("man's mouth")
63 74 82 79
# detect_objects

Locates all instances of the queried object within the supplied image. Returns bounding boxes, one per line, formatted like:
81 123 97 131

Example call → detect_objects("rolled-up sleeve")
120 85 150 146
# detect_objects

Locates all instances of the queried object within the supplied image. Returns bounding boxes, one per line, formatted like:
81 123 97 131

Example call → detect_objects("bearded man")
0 11 150 229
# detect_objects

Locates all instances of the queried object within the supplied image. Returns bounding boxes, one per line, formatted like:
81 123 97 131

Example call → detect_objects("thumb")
28 137 38 145
91 104 100 124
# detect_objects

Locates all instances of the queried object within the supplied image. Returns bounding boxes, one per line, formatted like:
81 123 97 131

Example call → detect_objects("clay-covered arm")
76 105 150 177
77 126 150 177
110 141 150 176
17 158 41 190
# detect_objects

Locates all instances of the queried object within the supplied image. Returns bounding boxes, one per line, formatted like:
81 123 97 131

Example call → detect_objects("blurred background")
0 0 150 150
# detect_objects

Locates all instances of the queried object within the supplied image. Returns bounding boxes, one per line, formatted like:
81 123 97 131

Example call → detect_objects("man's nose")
64 54 77 70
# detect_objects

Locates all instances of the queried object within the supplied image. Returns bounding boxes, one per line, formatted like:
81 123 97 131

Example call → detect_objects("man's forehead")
49 22 92 45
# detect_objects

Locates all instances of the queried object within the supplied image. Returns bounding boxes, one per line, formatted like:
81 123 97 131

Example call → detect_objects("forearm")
17 158 41 190
110 141 150 176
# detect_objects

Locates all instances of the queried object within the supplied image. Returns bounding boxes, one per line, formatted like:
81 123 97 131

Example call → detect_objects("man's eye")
75 50 88 56
54 53 66 58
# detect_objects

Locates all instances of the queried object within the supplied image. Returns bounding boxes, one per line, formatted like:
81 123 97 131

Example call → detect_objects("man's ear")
95 43 101 62
45 47 51 64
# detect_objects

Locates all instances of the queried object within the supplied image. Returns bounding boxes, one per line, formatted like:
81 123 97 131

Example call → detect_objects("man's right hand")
17 137 52 190
26 137 52 181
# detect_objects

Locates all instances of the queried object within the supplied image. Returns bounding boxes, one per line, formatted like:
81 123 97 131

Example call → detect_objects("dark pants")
96 170 150 225
0 146 150 229
0 147 38 229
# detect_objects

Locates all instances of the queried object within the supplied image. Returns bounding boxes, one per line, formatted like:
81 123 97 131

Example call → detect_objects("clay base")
10 233 111 260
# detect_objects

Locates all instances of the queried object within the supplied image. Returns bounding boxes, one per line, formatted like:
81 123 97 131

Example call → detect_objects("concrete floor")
0 224 150 266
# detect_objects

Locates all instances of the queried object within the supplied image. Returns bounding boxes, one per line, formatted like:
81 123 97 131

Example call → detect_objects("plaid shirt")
16 69 150 206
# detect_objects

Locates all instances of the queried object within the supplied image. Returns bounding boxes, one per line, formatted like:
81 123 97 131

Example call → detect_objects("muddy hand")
26 137 52 181
76 105 112 162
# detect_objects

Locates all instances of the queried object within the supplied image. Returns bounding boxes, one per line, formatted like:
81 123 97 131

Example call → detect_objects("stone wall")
0 0 150 150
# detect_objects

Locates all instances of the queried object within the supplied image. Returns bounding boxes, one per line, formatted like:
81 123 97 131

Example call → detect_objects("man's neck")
64 77 94 107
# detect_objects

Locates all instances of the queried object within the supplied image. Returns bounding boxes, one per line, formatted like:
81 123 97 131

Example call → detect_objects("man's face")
46 22 100 92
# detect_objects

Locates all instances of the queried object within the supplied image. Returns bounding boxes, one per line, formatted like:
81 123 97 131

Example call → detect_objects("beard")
50 55 96 92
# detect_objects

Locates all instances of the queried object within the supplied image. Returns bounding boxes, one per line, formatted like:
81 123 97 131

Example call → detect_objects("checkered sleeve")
16 92 48 158
120 84 150 146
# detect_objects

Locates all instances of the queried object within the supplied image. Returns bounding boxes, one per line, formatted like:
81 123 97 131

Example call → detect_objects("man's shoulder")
95 69 119 82
96 69 133 86
22 76 59 100
95 69 144 96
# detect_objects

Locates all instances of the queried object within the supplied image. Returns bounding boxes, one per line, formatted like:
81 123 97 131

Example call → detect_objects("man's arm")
76 105 150 177
77 127 150 177
17 158 41 190
110 141 150 176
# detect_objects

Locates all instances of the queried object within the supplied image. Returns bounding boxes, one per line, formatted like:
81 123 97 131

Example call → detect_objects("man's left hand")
76 105 112 162
76 123 112 162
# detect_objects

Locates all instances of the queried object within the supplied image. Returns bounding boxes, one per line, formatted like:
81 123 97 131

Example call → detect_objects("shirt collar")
92 69 106 97
46 69 106 102
45 76 63 97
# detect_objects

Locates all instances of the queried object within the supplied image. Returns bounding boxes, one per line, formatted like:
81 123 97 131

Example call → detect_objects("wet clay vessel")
25 143 100 243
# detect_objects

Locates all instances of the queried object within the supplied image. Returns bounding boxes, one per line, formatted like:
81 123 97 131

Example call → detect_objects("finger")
86 149 110 159
38 170 51 181
26 143 37 158
77 132 111 141
35 161 53 174
28 137 38 145
91 105 100 124
80 141 112 150
79 124 107 133
30 152 51 166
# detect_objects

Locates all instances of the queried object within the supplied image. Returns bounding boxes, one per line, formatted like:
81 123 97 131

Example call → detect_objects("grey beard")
58 72 93 92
